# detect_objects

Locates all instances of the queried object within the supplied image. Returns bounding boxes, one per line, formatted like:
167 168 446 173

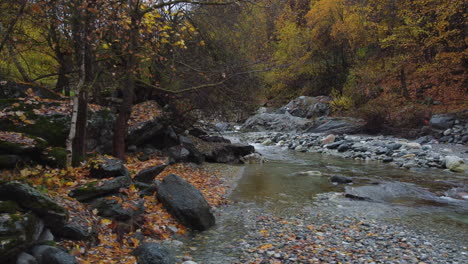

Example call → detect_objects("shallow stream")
171 139 468 263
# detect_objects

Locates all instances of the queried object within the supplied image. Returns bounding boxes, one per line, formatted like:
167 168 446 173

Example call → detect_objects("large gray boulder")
430 114 455 129
204 143 255 164
156 174 215 231
242 113 313 132
167 136 204 164
133 243 175 264
308 117 365 134
277 96 331 118
0 182 68 230
345 182 436 202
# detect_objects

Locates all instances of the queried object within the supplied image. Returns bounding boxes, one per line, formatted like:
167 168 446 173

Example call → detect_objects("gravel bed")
235 211 468 264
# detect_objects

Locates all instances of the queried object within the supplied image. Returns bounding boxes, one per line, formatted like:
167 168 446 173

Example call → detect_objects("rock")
308 117 365 134
375 147 390 155
135 182 158 197
277 96 331 118
133 243 175 264
330 175 352 184
0 182 68 230
337 142 353 152
262 139 273 146
204 143 255 164
406 142 422 149
69 176 132 202
38 228 54 241
41 248 78 264
443 128 452 136
167 136 204 164
127 117 165 147
134 164 167 184
200 135 231 144
382 157 394 163
326 141 344 150
242 113 314 132
345 182 436 202
403 160 418 169
90 196 145 221
0 154 23 169
156 174 215 231
31 245 77 264
256 107 275 115
16 252 38 264
55 222 92 241
0 81 60 100
321 134 336 145
214 122 231 131
188 127 207 138
430 114 455 129
241 153 265 164
89 156 129 179
444 156 467 173
386 143 402 150
0 212 43 263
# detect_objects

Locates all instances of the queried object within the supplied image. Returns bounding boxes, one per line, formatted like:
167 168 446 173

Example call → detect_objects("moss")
44 147 67 168
0 141 24 154
0 201 21 214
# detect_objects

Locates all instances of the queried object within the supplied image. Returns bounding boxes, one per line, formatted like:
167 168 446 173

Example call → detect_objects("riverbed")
168 136 468 263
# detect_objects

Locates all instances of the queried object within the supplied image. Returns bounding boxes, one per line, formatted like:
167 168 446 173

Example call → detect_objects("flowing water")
170 139 468 263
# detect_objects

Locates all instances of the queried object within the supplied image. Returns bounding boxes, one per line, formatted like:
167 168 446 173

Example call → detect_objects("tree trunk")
72 90 88 166
113 1 139 160
7 42 30 82
55 54 72 96
400 67 410 99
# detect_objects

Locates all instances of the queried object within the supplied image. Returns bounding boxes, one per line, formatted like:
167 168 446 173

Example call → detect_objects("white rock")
183 261 198 264
406 142 422 149
445 156 468 173
262 139 273 146
321 134 336 145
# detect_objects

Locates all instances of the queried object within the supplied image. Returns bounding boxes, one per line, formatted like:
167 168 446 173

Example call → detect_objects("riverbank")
239 132 468 174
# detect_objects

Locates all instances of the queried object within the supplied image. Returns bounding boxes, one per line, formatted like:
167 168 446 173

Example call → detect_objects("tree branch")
0 0 27 53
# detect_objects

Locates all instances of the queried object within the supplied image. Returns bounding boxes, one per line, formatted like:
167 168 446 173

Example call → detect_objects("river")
168 136 468 263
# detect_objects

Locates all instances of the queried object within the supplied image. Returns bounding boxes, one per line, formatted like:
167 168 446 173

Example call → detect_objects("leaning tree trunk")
7 42 30 82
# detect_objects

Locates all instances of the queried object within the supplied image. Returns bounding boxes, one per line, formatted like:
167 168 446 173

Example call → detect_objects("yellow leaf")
259 243 273 250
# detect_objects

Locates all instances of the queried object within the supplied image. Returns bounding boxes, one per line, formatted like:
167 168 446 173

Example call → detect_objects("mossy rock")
42 147 67 168
0 182 68 231
0 212 43 263
0 115 69 147
0 81 61 100
69 176 132 202
0 201 21 214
